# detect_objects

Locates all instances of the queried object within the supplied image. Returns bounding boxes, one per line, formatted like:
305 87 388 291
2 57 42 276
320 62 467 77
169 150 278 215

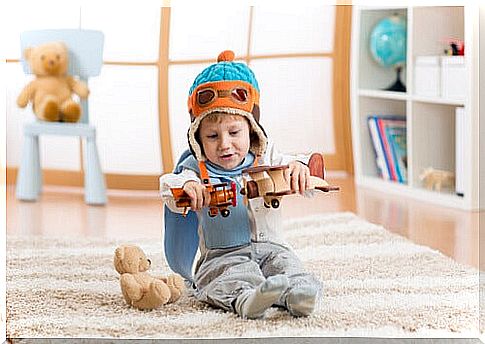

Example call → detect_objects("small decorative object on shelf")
369 13 407 92
442 37 465 56
419 167 455 192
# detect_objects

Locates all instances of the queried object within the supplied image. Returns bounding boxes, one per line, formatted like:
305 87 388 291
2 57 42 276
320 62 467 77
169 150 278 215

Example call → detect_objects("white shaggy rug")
6 212 480 339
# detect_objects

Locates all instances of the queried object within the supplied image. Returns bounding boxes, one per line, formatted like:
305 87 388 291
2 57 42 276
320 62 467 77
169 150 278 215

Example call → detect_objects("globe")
369 14 407 92
370 15 407 68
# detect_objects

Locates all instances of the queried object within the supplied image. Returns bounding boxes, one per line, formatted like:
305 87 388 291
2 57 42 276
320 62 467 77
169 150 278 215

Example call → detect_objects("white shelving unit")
351 5 481 210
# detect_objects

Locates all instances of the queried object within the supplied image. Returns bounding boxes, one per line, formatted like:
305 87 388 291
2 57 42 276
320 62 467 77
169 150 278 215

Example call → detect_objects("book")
376 118 398 181
382 119 407 183
368 115 407 183
368 117 390 180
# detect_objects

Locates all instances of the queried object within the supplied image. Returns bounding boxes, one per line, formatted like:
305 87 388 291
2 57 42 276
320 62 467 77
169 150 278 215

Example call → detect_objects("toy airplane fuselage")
170 181 237 217
241 153 340 208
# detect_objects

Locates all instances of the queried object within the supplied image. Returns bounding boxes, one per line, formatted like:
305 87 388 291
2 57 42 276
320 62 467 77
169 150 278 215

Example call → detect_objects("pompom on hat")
187 50 268 162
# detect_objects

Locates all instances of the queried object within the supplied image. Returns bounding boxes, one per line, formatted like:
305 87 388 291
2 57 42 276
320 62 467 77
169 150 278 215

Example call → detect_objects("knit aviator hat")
187 50 268 165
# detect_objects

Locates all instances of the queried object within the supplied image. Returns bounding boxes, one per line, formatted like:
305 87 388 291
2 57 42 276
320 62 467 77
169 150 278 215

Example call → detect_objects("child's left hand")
285 161 310 195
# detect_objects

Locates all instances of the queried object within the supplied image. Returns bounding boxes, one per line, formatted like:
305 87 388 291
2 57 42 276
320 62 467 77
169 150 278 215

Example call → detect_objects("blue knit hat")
187 50 267 162
189 59 260 96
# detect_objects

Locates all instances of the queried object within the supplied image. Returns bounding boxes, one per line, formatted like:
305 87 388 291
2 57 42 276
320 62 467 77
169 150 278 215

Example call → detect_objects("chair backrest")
20 29 104 124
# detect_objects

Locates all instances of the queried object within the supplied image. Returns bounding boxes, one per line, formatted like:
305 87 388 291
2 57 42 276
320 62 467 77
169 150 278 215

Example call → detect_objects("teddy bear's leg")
132 280 172 310
120 273 143 305
36 96 60 122
147 280 172 306
161 274 185 303
60 99 81 123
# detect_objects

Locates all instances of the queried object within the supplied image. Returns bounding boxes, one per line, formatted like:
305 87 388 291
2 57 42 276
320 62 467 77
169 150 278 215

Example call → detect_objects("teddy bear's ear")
23 47 33 61
115 247 124 261
115 246 125 261
113 246 125 274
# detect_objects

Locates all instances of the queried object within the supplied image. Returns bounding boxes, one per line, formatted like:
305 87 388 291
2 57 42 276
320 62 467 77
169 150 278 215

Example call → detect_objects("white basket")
441 56 466 100
414 56 440 97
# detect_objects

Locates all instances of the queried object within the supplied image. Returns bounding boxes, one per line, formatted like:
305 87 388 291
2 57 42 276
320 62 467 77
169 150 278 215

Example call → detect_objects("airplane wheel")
264 202 271 208
221 209 230 217
271 199 280 208
208 210 217 218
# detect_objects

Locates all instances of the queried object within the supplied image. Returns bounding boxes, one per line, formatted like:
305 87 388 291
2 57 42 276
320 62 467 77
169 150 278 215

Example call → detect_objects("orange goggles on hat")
188 81 259 119
197 87 249 107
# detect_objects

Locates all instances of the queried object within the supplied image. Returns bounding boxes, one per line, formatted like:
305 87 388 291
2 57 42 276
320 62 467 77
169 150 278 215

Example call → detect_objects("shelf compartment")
412 6 464 57
357 97 407 182
358 8 408 92
411 102 459 194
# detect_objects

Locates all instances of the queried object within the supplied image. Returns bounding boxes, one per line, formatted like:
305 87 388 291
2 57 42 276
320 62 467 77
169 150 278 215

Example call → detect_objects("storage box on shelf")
414 56 467 101
440 56 467 100
351 5 480 210
414 56 440 97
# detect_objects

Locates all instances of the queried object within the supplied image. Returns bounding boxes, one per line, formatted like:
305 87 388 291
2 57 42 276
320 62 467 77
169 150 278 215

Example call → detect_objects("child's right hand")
182 181 211 211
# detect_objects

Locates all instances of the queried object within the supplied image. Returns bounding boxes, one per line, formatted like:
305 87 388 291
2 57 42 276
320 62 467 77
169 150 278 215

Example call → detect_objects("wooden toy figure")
419 167 455 192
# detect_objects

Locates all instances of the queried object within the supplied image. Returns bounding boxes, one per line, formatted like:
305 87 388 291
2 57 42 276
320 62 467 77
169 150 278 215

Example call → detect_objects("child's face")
198 114 250 170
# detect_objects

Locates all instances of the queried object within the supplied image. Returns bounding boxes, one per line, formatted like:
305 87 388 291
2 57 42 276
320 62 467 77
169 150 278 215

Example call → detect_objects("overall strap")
198 161 211 186
253 155 260 167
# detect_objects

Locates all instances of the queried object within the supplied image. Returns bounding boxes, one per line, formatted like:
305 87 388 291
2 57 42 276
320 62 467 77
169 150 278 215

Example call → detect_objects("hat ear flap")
250 131 260 149
188 128 203 160
251 104 260 122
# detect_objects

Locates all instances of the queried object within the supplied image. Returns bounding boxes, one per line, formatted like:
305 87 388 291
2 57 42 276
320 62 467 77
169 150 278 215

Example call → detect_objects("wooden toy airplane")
170 182 237 217
240 153 339 208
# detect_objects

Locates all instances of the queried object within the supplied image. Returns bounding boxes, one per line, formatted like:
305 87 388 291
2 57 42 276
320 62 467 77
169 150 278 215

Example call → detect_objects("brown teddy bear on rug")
16 41 89 123
114 244 185 310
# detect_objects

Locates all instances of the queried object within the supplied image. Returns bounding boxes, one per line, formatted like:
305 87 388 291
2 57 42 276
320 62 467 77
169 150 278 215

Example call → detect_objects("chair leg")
33 135 42 195
83 137 107 205
16 134 42 201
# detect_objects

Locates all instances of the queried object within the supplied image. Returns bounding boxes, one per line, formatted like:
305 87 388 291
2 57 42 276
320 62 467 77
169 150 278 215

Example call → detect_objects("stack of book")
368 115 407 183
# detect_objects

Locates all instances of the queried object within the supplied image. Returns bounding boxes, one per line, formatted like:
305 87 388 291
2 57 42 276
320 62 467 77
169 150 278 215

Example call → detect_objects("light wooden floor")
6 176 481 269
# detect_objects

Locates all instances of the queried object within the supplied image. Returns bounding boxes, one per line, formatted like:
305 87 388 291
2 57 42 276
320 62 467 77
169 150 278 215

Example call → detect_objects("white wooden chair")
15 29 107 205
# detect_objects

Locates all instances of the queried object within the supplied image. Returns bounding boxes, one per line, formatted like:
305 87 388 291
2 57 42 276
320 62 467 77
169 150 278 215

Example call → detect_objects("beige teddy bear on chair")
16 41 89 123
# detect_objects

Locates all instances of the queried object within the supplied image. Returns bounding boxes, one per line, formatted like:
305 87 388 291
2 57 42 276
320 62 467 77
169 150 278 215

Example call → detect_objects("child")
160 50 322 319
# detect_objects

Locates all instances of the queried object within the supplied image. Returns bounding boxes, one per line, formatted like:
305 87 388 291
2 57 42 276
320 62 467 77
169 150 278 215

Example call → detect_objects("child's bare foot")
235 275 289 319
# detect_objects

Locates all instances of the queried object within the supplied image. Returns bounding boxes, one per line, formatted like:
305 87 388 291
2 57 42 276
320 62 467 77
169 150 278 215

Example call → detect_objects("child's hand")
182 181 211 211
286 161 310 195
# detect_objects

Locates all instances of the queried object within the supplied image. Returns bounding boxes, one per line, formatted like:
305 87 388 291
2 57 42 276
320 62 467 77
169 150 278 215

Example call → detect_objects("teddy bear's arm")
17 81 36 108
67 76 90 99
